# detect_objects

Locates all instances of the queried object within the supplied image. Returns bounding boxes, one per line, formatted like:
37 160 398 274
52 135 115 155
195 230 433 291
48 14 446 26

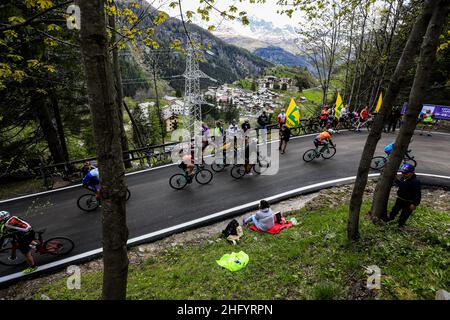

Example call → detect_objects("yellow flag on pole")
334 92 344 118
286 98 300 128
375 92 383 113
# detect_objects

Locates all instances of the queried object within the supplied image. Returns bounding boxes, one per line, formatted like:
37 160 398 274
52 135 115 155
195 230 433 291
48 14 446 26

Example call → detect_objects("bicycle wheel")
0 246 27 266
370 156 387 170
303 149 317 162
169 174 188 190
77 194 99 212
231 165 246 179
211 162 226 172
126 188 131 201
291 127 301 136
43 237 75 256
321 147 336 159
195 169 213 185
254 157 271 174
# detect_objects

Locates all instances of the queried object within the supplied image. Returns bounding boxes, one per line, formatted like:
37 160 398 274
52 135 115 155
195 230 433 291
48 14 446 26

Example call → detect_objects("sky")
151 0 306 30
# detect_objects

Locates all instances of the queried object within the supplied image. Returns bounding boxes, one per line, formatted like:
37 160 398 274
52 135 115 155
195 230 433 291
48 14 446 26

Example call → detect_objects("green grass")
35 203 450 300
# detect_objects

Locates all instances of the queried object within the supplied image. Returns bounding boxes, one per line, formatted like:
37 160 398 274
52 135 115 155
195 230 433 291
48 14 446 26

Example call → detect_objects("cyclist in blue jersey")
82 168 100 199
384 142 394 155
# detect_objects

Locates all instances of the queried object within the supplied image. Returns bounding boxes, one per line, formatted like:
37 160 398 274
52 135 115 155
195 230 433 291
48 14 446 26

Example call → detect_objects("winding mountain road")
0 130 449 283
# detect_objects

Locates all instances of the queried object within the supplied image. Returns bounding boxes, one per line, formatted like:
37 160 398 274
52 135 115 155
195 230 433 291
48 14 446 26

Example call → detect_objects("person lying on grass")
243 200 281 231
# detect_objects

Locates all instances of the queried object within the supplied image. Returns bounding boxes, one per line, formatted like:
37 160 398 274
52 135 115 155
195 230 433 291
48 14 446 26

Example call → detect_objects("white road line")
0 133 321 204
2 171 449 285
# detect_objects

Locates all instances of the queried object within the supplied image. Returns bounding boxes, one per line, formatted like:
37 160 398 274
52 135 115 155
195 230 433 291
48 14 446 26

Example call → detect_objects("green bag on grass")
216 251 249 272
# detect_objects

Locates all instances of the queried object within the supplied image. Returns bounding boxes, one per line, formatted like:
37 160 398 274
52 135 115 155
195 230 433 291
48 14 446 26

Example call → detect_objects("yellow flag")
334 92 344 118
375 92 383 113
286 98 300 128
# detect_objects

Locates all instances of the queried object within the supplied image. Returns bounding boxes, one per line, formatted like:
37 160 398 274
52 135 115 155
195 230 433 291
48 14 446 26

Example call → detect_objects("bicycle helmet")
0 211 11 223
327 129 336 135
399 163 415 173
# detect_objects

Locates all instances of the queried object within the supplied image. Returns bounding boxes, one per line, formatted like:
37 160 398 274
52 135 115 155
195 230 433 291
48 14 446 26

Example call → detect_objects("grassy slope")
36 202 449 300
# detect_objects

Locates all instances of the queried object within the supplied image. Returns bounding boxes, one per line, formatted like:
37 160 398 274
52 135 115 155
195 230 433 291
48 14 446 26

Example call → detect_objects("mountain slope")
254 47 309 68
151 18 273 89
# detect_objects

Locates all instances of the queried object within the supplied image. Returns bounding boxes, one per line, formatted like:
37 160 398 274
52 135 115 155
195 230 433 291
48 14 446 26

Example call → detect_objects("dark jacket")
395 174 421 206
242 122 251 132
257 114 269 127
280 127 291 141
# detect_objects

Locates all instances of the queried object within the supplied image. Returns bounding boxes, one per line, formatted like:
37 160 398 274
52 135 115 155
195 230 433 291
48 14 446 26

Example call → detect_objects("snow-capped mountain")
211 16 301 54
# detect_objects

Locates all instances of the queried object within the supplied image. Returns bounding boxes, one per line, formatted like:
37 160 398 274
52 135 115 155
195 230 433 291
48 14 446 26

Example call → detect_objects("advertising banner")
401 103 450 120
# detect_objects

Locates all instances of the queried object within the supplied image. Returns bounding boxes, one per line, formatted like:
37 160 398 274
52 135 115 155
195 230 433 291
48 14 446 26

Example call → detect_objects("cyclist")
313 129 336 153
177 149 195 182
384 142 394 156
80 160 95 178
82 167 100 199
0 211 38 273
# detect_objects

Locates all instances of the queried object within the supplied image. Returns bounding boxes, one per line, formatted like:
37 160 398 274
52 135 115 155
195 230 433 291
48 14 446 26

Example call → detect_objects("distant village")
137 75 306 132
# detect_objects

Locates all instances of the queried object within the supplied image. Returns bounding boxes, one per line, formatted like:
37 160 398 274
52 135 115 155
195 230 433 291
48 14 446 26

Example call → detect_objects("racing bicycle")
303 144 337 162
0 229 74 266
169 164 213 190
370 149 417 171
77 186 131 212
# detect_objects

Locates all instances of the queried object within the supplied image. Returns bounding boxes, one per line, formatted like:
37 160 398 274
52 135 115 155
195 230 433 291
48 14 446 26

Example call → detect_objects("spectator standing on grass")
386 163 421 227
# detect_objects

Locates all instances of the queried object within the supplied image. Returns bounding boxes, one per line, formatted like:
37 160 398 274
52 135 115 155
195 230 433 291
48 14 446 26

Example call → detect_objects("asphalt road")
1 130 449 277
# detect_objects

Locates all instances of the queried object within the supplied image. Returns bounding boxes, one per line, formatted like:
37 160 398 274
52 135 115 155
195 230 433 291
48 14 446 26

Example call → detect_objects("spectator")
257 111 269 143
214 121 224 138
387 163 421 227
201 123 209 151
279 124 291 154
419 109 434 136
326 109 336 129
385 106 401 133
356 106 370 132
228 119 239 148
243 200 275 231
241 119 251 133
277 109 286 128
319 105 330 129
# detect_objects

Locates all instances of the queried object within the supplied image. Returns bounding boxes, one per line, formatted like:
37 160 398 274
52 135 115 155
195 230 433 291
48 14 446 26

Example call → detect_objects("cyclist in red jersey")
0 211 38 273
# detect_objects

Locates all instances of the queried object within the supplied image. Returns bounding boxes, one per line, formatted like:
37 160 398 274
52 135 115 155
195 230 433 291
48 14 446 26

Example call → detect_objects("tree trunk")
123 100 146 148
152 64 165 144
34 95 66 164
348 8 368 107
343 13 355 101
76 0 129 300
50 93 69 163
108 13 132 169
371 0 450 219
347 0 437 240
